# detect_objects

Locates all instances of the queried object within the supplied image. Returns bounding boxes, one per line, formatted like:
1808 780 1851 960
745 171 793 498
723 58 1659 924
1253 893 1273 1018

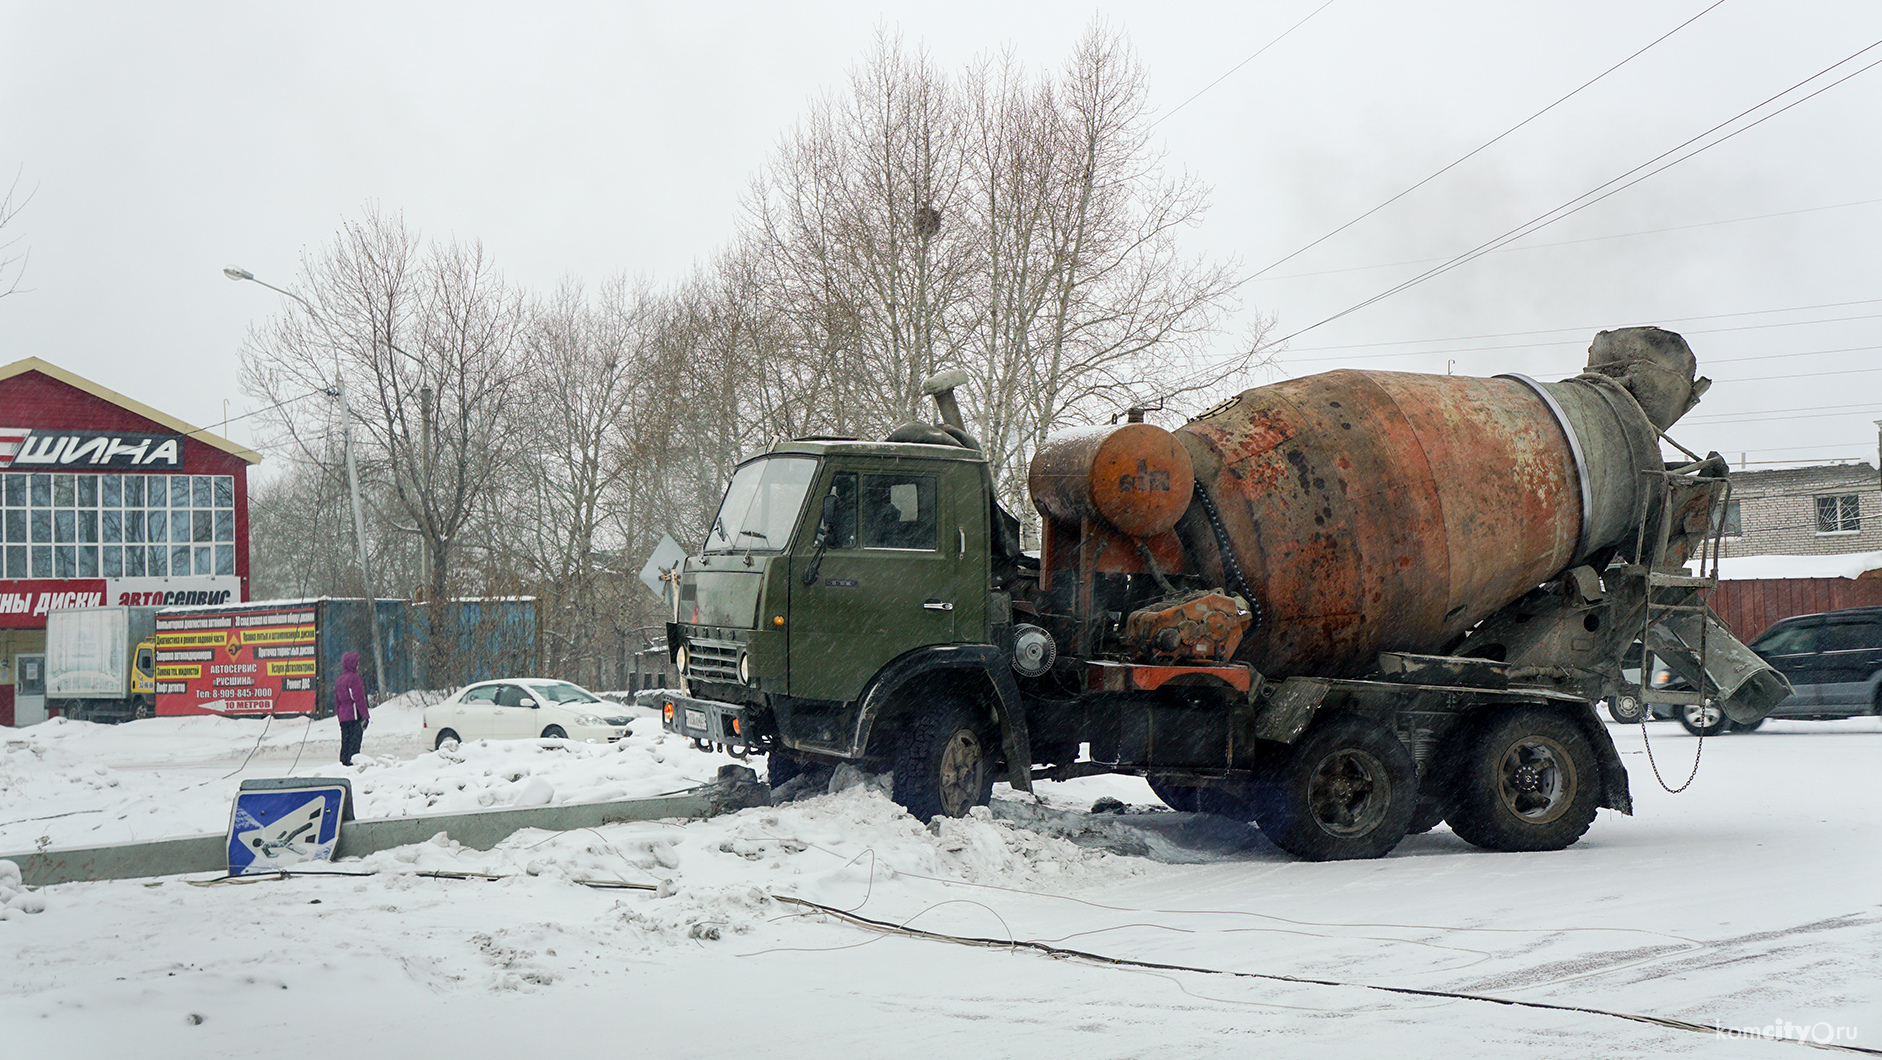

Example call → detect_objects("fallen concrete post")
1 765 770 888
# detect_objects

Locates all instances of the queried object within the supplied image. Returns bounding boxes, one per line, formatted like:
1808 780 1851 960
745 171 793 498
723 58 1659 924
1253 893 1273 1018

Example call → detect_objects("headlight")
738 650 752 684
575 714 605 727
676 644 690 674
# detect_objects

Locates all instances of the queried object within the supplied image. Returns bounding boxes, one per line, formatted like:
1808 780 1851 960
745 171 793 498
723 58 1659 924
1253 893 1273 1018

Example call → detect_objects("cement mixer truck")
654 326 1790 860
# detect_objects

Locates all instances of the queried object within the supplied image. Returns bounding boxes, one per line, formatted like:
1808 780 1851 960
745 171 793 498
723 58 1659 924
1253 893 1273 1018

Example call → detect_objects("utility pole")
224 266 389 698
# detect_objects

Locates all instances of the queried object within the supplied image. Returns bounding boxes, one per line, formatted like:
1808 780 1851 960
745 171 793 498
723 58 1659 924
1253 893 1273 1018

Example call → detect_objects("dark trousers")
339 719 365 765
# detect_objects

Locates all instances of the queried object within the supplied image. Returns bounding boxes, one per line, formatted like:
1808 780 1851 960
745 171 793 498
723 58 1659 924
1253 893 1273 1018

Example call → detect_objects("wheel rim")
1495 735 1577 824
1306 748 1391 837
1684 704 1722 729
937 728 987 817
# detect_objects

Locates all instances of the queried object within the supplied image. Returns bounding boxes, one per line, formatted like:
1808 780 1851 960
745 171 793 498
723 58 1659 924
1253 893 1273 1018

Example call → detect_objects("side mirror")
519 697 537 708
819 493 840 538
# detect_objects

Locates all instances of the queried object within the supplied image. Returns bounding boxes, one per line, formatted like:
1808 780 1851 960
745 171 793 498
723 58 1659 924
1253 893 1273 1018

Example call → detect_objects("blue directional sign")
226 781 349 876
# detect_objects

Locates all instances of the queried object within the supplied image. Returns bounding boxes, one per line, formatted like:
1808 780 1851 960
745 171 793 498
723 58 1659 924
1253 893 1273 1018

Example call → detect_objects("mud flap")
1569 704 1633 815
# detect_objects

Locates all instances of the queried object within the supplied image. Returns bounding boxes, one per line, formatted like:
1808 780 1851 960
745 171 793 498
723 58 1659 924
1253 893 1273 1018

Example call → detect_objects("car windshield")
528 682 601 705
703 456 819 554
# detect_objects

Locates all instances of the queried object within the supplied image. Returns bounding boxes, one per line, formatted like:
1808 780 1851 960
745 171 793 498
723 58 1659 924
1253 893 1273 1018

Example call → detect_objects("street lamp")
224 264 388 699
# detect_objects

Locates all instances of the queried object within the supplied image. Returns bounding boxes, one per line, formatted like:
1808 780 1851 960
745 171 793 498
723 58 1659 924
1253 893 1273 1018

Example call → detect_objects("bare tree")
0 169 33 299
743 29 978 437
241 208 526 684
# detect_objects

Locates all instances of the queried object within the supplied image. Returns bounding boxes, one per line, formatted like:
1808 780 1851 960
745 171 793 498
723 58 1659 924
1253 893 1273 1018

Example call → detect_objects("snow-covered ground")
2 707 1879 1058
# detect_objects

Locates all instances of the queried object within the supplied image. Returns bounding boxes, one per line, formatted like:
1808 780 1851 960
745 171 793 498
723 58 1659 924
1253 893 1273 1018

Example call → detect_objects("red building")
0 357 260 725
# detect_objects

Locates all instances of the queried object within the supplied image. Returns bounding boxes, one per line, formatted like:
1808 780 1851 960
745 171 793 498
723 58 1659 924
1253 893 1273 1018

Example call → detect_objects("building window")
0 472 237 581
1816 494 1861 535
1714 499 1742 538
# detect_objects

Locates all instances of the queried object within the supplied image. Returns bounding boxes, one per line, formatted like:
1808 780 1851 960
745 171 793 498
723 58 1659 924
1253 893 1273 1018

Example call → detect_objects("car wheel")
1147 777 1260 819
435 728 461 750
1445 708 1600 852
1252 713 1417 861
892 694 994 821
1604 695 1645 724
1677 702 1729 737
541 725 568 740
133 697 155 721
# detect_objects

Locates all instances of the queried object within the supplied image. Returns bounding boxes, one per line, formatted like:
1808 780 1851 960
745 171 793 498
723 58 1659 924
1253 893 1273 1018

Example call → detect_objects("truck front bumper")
638 689 764 751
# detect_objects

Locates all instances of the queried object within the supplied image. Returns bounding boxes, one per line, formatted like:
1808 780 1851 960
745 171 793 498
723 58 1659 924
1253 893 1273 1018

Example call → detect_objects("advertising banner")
0 576 241 628
155 604 318 716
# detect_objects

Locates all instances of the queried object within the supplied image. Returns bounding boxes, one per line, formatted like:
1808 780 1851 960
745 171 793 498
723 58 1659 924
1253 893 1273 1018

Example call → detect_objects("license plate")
684 708 708 733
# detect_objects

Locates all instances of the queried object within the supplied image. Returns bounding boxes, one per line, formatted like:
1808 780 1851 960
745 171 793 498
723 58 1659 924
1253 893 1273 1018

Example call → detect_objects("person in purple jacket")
334 651 370 766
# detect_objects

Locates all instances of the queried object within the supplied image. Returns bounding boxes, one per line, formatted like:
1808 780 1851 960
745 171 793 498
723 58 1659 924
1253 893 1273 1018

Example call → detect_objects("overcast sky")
3 1 1878 477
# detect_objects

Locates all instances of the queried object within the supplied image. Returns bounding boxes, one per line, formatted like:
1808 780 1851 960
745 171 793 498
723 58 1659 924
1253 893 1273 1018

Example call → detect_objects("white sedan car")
423 679 633 749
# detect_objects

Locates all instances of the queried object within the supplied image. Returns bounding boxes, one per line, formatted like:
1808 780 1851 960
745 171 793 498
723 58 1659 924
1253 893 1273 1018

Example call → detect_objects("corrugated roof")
0 357 262 465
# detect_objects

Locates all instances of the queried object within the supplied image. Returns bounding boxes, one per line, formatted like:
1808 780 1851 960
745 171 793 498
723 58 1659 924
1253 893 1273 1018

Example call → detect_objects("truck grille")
686 639 742 682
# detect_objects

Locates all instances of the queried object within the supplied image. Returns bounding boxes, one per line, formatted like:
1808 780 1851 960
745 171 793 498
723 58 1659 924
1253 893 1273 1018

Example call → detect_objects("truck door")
789 464 975 703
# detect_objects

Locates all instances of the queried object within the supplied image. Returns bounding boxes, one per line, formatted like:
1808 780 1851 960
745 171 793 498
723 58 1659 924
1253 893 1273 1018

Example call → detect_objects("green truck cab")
658 435 1033 821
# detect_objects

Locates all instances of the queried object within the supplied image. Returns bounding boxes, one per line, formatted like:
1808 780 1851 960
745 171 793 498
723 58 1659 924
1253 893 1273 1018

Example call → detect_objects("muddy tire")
1252 713 1417 861
1407 796 1447 835
1445 708 1600 852
892 695 994 822
1147 777 1259 820
1677 702 1729 737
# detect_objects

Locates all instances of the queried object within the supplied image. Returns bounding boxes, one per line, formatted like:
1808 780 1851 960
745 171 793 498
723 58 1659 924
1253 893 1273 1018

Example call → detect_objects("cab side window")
860 473 937 550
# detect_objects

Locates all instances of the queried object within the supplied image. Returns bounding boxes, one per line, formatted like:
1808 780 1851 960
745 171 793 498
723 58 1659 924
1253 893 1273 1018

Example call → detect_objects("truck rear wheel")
1253 713 1417 861
1445 707 1599 852
892 695 994 822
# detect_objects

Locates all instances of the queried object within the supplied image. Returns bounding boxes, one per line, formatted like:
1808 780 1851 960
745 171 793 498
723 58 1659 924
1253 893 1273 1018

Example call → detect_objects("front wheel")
1445 708 1600 852
541 725 568 740
1253 713 1417 861
132 698 155 721
892 695 994 822
1677 703 1729 737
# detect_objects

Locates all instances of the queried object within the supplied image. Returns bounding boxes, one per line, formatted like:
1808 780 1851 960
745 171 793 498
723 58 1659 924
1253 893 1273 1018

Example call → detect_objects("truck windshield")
704 456 819 554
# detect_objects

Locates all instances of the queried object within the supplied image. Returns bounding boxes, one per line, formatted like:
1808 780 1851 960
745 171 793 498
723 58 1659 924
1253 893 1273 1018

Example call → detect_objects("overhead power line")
1254 196 1882 282
1278 297 1882 359
1248 0 1729 281
1153 0 1338 128
1270 37 1882 346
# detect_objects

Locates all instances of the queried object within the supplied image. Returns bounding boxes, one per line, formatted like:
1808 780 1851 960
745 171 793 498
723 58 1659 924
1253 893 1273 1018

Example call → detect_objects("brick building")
0 358 260 725
1718 462 1882 559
